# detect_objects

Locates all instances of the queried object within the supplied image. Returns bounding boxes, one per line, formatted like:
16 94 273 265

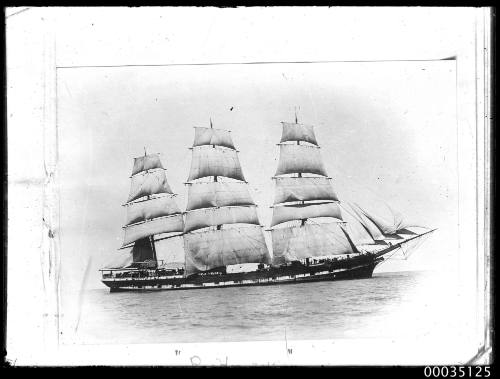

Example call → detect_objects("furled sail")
275 144 328 177
122 214 184 246
125 195 181 226
193 127 235 150
187 146 245 182
186 181 255 211
271 223 354 263
273 177 338 205
271 202 342 227
128 170 174 203
280 122 318 146
184 226 270 275
184 206 260 233
131 153 164 176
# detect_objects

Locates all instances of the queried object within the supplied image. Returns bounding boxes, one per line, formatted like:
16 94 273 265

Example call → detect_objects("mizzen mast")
121 152 184 267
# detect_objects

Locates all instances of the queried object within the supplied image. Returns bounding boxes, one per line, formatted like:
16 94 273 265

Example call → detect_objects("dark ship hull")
101 251 389 292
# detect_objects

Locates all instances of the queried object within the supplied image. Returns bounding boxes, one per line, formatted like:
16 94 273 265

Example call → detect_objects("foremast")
270 117 360 264
121 151 184 268
183 121 271 275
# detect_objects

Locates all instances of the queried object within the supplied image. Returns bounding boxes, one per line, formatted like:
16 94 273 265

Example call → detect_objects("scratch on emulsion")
75 257 93 333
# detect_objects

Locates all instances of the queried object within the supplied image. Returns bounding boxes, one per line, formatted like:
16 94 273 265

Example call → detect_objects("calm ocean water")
71 270 451 345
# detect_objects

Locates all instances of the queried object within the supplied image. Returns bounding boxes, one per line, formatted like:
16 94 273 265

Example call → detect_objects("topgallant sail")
100 118 436 292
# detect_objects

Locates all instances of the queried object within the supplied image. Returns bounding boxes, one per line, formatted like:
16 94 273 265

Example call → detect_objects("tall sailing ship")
101 119 435 292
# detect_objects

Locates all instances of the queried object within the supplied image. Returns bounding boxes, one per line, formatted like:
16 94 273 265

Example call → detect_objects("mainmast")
183 122 271 275
121 152 184 268
270 118 358 264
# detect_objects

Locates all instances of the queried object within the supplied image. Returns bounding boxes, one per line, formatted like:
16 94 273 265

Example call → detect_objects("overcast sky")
58 60 457 291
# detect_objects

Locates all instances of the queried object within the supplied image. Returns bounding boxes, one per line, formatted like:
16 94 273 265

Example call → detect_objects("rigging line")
377 200 404 227
243 233 263 253
129 167 167 179
376 247 403 267
154 232 184 243
236 230 268 261
124 192 178 206
329 162 398 206
400 245 413 260
411 238 428 257
351 203 388 237
308 220 351 253
235 227 268 248
379 232 430 264
399 234 428 260
270 221 296 261
398 238 421 259
339 203 376 242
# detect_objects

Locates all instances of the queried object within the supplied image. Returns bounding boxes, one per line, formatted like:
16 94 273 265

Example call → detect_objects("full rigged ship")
100 119 436 292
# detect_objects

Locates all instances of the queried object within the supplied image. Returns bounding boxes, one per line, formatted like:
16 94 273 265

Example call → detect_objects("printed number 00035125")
424 367 491 378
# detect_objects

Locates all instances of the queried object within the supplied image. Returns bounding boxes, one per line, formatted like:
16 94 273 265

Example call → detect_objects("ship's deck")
101 253 384 291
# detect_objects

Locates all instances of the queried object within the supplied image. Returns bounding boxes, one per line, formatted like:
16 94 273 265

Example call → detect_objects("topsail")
186 181 255 211
184 124 271 274
273 177 338 205
127 169 174 203
125 195 181 226
271 202 342 227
